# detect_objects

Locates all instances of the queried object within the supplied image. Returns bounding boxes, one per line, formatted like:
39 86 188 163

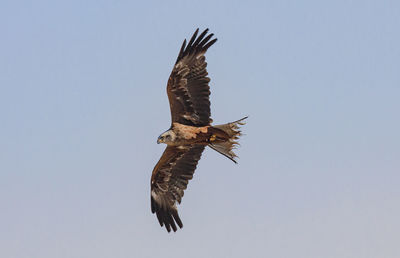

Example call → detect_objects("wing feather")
150 145 205 232
167 28 217 126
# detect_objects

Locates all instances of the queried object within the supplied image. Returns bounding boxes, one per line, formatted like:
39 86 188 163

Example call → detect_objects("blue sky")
1 0 399 257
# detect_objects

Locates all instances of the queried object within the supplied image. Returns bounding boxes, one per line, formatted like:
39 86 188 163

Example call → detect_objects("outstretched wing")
167 28 217 127
151 145 205 232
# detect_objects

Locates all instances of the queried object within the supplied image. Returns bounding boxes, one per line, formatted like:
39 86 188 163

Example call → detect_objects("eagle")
151 28 247 232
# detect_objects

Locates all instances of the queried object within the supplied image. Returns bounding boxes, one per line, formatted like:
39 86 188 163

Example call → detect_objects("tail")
208 116 248 163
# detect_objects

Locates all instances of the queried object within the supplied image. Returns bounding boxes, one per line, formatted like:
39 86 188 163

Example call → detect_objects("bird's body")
151 29 247 232
158 122 237 146
158 123 211 146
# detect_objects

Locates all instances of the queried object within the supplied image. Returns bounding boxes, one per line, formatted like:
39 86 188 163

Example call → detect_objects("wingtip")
176 28 217 63
152 196 184 233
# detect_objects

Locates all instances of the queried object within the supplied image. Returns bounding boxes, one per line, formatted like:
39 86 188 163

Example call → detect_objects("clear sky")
1 0 399 257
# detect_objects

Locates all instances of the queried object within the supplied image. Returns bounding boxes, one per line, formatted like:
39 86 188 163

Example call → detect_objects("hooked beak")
157 137 162 144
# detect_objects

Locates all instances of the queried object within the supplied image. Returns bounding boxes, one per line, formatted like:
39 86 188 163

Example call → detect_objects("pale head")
157 130 176 144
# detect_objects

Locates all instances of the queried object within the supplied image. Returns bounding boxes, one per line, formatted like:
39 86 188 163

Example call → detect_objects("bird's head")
157 130 176 144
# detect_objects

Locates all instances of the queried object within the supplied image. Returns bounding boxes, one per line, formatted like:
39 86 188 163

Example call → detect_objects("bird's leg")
209 134 217 142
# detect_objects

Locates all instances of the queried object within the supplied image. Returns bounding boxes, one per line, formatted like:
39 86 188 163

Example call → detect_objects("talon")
210 134 216 142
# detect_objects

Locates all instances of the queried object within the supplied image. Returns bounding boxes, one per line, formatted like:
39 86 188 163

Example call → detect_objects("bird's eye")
165 135 171 139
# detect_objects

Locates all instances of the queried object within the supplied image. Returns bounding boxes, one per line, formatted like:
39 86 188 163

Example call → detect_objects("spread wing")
167 28 217 127
151 145 205 232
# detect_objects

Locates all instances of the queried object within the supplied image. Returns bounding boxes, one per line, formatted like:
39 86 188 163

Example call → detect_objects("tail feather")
209 116 247 163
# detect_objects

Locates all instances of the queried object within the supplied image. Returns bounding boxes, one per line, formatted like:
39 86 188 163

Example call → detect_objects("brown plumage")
167 28 216 126
151 145 204 232
151 28 247 232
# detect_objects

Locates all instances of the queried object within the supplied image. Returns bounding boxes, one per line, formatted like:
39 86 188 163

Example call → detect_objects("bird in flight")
151 28 247 232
